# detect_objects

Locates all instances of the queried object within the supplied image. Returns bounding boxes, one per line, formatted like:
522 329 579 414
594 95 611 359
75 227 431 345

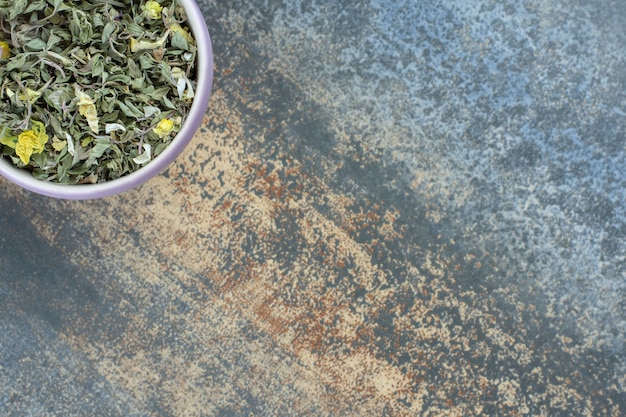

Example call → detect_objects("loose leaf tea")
0 0 197 183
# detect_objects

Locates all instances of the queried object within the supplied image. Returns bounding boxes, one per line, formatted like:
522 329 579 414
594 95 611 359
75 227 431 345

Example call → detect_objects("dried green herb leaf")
138 53 155 70
143 106 160 118
87 138 111 164
69 9 94 45
108 73 132 84
24 38 47 52
5 0 26 20
44 89 72 112
161 95 177 110
131 76 145 90
125 57 140 76
170 32 189 51
118 101 141 119
56 151 74 182
24 0 47 14
101 22 117 43
5 53 29 71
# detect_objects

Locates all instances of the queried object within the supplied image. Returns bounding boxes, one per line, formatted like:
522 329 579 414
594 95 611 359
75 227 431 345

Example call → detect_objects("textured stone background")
1 0 625 415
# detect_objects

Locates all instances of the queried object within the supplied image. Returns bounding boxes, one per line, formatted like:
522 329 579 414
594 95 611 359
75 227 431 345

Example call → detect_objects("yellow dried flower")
169 23 194 44
0 41 10 59
74 86 99 133
18 88 41 104
142 1 163 20
51 136 67 152
153 118 174 138
15 121 49 164
130 31 169 53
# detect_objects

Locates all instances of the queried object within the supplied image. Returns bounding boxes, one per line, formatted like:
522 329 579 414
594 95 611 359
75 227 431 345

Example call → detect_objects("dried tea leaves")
0 0 197 183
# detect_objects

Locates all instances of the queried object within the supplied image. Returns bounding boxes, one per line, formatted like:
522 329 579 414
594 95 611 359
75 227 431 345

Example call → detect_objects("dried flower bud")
153 118 175 138
142 1 163 20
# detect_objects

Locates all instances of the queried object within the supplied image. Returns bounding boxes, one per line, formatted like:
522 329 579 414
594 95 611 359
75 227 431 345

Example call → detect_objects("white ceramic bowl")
0 0 213 200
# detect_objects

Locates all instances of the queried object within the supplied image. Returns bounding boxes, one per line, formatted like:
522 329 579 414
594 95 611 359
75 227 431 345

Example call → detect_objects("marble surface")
1 0 625 415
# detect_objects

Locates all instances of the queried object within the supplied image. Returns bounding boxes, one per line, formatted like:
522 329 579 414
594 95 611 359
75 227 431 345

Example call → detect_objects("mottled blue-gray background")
1 0 625 415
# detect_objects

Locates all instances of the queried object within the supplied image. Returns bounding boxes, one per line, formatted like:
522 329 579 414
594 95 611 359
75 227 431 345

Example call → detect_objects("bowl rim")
0 0 214 200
